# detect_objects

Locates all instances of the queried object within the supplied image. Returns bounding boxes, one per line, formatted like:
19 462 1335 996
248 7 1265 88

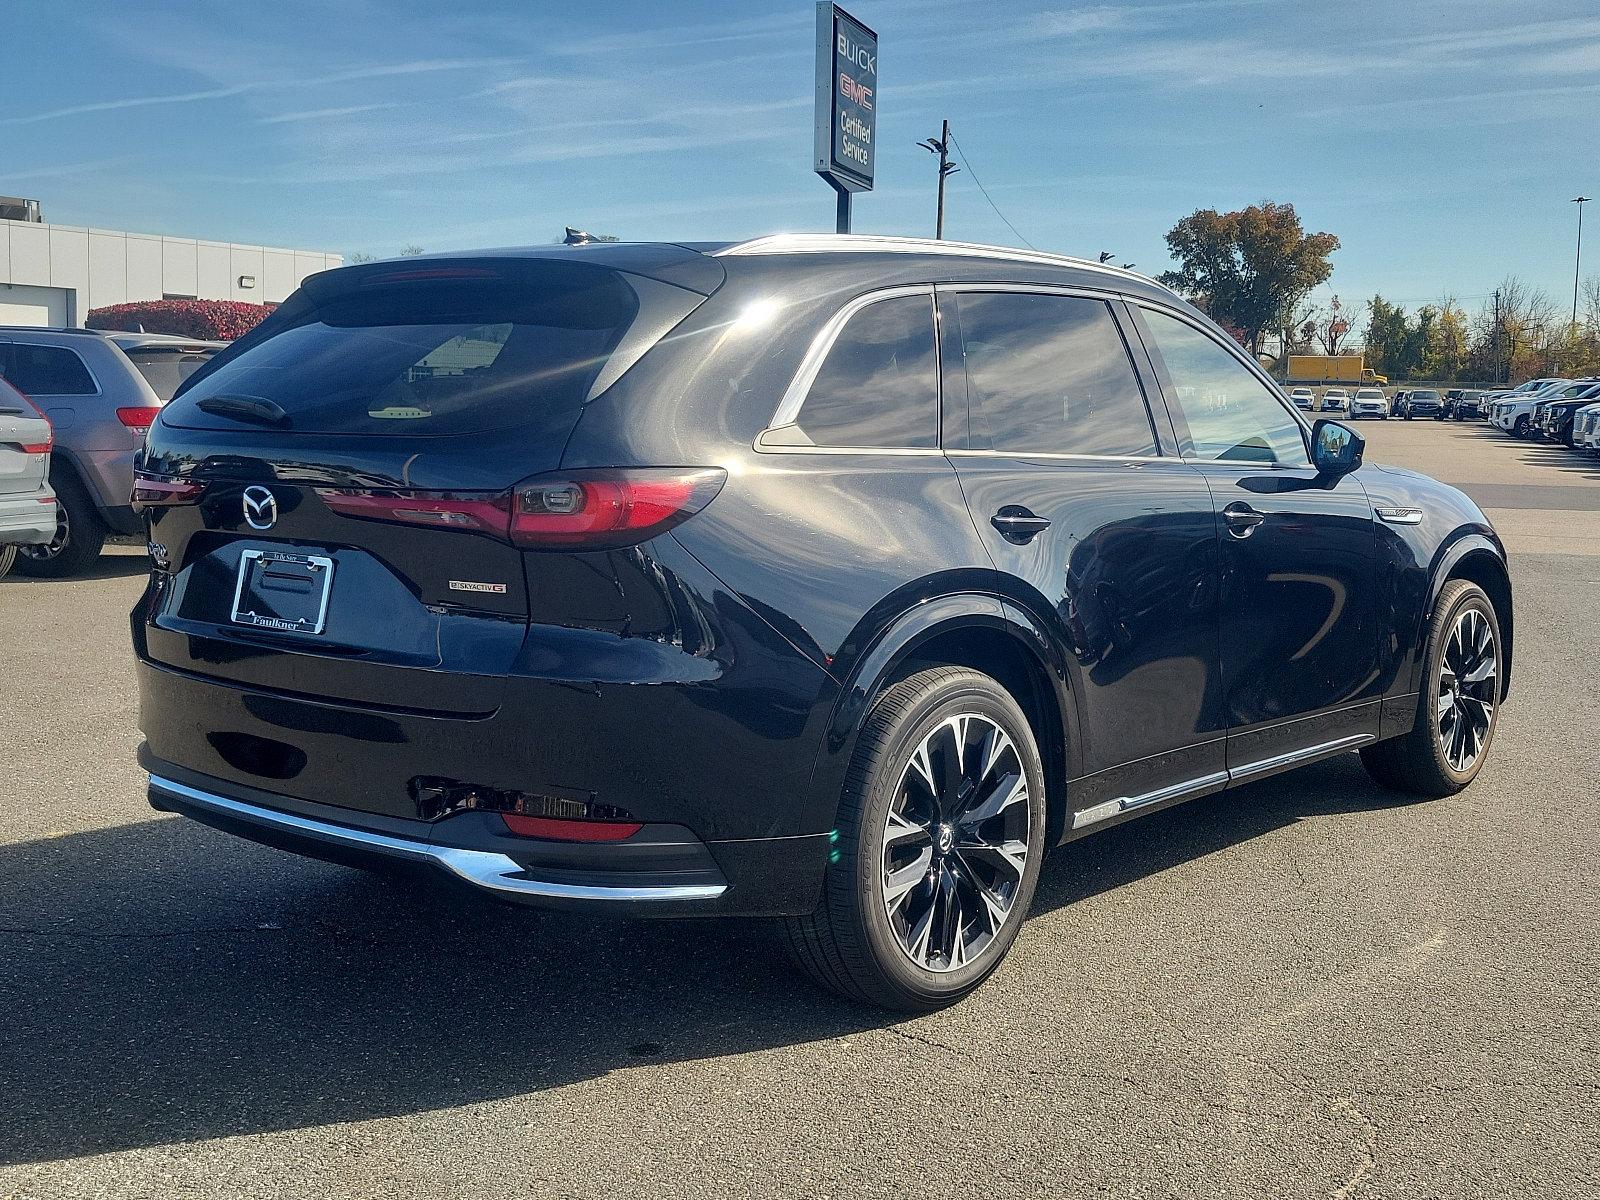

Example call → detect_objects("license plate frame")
230 549 335 636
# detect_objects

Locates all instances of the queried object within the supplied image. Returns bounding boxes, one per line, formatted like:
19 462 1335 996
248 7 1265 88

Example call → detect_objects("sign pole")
814 3 877 234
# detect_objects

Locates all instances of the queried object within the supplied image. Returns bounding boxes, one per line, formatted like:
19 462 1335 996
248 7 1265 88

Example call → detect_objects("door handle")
991 507 1052 544
1222 501 1265 538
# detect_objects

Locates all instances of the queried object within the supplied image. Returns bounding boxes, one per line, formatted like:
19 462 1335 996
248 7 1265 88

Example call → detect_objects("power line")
946 131 1036 251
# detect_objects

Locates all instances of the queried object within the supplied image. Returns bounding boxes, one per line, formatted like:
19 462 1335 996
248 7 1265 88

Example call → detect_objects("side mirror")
1311 419 1364 476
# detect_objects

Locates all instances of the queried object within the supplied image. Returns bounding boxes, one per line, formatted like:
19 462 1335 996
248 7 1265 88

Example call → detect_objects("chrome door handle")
1222 502 1265 538
991 507 1052 544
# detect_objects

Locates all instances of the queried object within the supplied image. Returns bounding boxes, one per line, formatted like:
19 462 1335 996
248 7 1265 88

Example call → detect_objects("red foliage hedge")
87 299 275 341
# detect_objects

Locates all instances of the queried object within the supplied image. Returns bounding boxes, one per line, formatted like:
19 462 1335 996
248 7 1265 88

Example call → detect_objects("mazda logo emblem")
242 486 278 531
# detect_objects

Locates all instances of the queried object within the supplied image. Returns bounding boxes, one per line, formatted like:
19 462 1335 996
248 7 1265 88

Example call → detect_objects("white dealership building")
0 197 341 327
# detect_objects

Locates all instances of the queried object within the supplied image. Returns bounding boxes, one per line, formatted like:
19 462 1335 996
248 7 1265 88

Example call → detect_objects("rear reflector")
17 441 51 455
116 407 159 430
500 813 644 842
132 472 207 507
317 467 725 550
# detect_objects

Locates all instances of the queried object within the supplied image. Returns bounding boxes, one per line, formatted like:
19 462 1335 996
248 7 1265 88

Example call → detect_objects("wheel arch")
1431 537 1513 700
814 594 1080 849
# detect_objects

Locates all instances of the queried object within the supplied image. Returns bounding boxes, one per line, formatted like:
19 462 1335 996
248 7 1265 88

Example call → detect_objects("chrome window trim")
758 283 937 450
945 448 1166 464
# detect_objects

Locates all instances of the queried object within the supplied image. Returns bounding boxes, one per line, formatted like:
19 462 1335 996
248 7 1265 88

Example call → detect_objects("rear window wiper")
194 394 291 428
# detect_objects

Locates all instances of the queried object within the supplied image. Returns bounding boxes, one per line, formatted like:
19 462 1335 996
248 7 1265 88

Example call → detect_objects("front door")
940 287 1227 824
1129 305 1381 770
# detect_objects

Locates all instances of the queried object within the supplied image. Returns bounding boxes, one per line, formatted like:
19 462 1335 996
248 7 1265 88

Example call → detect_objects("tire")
0 544 15 580
783 666 1048 1012
1512 415 1530 438
1360 580 1501 798
14 469 106 578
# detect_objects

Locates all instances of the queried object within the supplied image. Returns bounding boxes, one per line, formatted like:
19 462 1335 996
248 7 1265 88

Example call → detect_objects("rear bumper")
145 752 829 916
0 489 57 544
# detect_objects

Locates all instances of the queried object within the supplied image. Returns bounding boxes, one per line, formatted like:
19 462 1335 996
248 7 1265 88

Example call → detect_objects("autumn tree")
1159 201 1339 355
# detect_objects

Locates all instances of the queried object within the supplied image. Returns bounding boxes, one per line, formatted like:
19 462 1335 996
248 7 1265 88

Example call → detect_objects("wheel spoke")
1436 690 1456 721
883 808 930 853
883 847 932 914
959 772 1027 829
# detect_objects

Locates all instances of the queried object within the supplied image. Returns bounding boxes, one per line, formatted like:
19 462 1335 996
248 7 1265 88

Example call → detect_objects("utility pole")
1491 288 1504 383
1572 196 1590 327
917 121 959 239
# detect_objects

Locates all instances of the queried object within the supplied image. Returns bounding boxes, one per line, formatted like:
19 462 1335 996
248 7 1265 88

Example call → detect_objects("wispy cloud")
258 103 400 126
2 58 517 126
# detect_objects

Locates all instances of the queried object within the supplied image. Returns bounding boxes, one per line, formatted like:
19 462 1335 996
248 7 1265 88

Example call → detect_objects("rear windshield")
165 263 643 436
122 347 218 401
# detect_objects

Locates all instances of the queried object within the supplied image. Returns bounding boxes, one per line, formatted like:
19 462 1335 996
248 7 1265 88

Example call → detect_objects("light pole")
1573 196 1590 327
917 121 959 239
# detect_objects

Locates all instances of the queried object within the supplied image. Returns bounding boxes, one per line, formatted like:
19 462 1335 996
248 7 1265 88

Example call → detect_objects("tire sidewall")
849 675 1047 1005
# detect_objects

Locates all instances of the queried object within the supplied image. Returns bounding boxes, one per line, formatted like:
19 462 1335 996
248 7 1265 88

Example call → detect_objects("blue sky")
5 0 1598 318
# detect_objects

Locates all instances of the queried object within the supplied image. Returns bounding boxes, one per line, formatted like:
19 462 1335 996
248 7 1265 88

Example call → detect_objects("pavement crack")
1330 1096 1379 1199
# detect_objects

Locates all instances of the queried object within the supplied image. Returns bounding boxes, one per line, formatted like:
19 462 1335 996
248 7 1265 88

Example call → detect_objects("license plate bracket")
230 550 335 635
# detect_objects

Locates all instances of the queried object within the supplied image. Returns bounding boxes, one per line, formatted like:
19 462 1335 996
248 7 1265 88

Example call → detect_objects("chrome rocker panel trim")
1071 734 1375 830
148 774 728 903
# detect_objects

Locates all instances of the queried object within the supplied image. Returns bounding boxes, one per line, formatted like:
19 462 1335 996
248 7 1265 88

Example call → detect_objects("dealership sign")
814 3 877 193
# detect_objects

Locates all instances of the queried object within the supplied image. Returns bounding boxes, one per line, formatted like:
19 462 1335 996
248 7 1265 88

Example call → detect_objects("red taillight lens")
510 468 726 549
117 407 159 431
317 468 726 550
317 490 511 533
18 440 52 455
500 813 644 842
132 472 207 507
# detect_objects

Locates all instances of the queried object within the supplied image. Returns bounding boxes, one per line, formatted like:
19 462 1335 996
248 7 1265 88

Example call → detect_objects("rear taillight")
117 407 159 431
132 471 207 508
317 468 725 550
510 469 726 549
17 439 51 455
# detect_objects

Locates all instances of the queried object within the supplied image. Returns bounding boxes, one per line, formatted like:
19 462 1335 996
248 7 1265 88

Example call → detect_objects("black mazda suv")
133 236 1513 1011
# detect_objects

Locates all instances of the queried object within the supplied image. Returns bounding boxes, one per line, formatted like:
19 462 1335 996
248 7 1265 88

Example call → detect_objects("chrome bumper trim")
148 774 728 903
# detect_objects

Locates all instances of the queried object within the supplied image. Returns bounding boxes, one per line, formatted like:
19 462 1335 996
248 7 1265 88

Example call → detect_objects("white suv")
1350 388 1390 419
1490 378 1571 437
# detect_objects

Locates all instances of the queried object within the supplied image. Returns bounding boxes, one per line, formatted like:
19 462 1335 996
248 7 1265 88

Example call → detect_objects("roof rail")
712 234 1146 283
0 325 109 336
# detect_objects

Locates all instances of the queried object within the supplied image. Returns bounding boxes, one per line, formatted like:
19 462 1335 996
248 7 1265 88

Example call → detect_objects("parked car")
1351 387 1390 419
1398 388 1442 419
1443 390 1489 420
1533 381 1600 445
1572 401 1600 450
1288 387 1316 410
1489 378 1574 436
0 329 224 575
133 236 1514 1011
1320 387 1350 412
1524 381 1600 439
0 377 57 579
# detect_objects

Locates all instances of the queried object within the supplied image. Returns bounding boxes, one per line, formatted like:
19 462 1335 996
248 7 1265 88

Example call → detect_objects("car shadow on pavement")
0 555 148 585
0 753 1410 1166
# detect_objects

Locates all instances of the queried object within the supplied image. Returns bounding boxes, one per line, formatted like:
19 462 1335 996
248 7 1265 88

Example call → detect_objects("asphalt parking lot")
2 419 1597 1199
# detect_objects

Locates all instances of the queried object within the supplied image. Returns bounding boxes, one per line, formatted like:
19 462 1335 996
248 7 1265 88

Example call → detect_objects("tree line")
1159 201 1600 383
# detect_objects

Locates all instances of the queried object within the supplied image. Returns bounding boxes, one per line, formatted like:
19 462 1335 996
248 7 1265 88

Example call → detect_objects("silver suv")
0 329 222 574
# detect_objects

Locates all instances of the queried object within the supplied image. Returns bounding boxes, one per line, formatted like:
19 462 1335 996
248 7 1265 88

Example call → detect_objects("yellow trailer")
1287 355 1387 385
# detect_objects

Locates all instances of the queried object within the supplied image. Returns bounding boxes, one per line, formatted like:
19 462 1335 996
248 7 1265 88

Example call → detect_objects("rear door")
1127 304 1381 771
941 286 1227 823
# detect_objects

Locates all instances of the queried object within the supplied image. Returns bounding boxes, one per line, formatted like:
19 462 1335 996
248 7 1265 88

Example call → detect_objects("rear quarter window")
2 343 97 396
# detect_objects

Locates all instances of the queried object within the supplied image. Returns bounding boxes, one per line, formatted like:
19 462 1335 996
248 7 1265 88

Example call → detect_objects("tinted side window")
953 292 1157 457
5 343 97 395
1139 310 1309 467
796 294 938 448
